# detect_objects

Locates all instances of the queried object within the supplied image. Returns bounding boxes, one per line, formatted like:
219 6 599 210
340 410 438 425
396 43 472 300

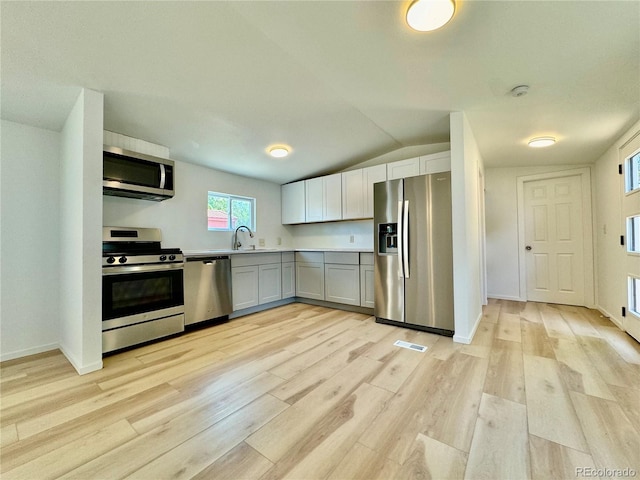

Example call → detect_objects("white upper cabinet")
420 151 451 175
342 164 386 220
323 173 342 221
363 164 387 218
281 181 306 224
387 157 420 180
283 153 447 225
305 174 342 223
305 177 324 222
341 170 365 220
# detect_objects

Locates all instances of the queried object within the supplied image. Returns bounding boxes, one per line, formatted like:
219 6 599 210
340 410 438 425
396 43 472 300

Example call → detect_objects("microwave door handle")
159 163 166 189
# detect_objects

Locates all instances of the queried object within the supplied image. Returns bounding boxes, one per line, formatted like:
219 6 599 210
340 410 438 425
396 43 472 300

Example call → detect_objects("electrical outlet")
259 238 265 247
349 235 355 243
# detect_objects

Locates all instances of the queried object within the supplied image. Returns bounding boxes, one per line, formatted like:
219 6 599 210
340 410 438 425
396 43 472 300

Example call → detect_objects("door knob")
525 245 532 251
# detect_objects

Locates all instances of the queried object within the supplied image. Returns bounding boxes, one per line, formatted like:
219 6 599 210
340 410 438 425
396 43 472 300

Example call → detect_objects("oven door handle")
102 262 183 275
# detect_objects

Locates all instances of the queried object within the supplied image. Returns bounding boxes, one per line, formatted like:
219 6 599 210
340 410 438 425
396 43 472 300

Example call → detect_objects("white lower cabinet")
296 262 325 300
282 262 295 299
231 265 259 310
259 263 281 304
231 253 283 311
325 263 360 306
360 265 375 308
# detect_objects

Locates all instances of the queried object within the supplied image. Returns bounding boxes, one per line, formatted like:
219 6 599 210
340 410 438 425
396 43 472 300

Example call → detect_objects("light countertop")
183 247 373 257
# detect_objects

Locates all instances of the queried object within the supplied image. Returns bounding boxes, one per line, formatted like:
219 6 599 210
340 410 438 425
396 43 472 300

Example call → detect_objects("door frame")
516 167 595 306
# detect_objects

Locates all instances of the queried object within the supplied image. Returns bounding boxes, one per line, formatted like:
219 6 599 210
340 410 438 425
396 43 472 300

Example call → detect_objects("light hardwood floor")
1 301 639 479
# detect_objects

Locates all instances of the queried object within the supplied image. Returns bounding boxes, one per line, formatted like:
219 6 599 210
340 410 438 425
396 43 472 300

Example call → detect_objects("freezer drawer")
184 257 233 325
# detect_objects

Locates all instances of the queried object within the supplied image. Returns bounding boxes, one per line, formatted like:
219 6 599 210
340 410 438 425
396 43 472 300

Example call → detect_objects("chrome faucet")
232 225 254 250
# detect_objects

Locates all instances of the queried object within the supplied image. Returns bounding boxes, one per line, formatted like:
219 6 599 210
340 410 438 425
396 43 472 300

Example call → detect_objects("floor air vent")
393 340 427 352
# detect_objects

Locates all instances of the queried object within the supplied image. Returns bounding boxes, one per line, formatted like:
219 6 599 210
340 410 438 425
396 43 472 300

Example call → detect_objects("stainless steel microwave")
103 145 175 201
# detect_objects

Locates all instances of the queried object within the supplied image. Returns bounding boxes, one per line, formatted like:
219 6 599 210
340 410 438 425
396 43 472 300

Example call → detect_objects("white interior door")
621 133 640 342
524 174 585 305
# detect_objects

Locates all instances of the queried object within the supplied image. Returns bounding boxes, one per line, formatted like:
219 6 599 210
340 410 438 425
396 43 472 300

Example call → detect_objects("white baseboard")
596 305 624 329
487 294 524 302
453 310 483 345
58 344 103 375
0 343 59 363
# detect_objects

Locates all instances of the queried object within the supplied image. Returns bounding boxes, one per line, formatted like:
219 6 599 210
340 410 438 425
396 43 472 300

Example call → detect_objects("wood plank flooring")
1 300 639 479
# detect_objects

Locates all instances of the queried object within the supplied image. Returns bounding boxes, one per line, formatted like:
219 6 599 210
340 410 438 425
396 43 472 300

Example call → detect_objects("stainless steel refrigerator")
374 172 454 335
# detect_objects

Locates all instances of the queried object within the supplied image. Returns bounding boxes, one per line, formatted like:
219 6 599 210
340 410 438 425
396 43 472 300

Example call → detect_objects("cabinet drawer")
295 251 324 263
360 252 374 265
281 252 295 263
231 252 281 267
324 251 358 265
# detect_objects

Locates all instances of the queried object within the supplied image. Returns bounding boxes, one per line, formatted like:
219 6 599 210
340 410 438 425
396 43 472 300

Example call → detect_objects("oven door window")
103 269 184 320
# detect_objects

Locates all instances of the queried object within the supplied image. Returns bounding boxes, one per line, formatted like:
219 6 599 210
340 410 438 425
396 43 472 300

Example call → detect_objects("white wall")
450 112 485 344
59 89 104 374
594 119 640 327
0 120 61 361
103 133 291 251
485 164 593 301
290 220 373 250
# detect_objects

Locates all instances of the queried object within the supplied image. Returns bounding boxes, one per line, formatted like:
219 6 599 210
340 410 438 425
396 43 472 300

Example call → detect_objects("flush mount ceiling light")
528 137 556 148
510 85 530 97
406 0 455 32
268 146 290 158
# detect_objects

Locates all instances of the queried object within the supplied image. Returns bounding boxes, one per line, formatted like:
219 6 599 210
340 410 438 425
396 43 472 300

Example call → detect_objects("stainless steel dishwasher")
184 255 233 325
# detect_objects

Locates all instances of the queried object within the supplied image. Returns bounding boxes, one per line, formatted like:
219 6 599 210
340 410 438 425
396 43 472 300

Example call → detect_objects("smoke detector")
510 85 530 97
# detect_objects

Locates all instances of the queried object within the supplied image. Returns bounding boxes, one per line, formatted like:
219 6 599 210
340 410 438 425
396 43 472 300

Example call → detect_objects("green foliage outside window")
207 191 256 231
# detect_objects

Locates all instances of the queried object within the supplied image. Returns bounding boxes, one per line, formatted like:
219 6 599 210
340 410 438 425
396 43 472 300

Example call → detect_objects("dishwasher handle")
186 255 230 264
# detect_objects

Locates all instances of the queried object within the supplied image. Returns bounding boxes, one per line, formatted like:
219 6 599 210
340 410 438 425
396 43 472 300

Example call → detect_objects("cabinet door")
420 151 451 175
281 262 295 299
325 264 360 306
231 266 259 311
305 177 323 223
363 164 387 218
281 181 306 224
323 173 343 221
387 157 420 180
342 170 364 220
360 264 375 308
259 263 282 304
296 262 325 300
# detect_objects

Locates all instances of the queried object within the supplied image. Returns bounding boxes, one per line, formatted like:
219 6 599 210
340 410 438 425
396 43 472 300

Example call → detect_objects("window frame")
624 150 640 194
627 215 640 255
207 191 256 232
628 275 640 318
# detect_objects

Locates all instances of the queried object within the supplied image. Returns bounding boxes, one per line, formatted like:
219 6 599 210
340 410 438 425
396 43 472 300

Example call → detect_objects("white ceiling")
2 1 639 184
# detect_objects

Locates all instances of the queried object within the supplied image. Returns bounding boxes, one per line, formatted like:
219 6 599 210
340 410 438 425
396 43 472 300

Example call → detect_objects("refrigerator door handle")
397 200 404 278
403 200 410 278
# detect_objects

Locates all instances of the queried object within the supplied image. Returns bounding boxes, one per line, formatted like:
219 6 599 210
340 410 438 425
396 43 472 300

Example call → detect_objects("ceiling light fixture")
268 146 290 158
528 137 556 148
406 0 455 32
510 85 530 97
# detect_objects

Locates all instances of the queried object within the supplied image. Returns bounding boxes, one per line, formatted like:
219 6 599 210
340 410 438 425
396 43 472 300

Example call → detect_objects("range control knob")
159 255 167 261
106 256 116 264
118 256 127 264
168 254 176 261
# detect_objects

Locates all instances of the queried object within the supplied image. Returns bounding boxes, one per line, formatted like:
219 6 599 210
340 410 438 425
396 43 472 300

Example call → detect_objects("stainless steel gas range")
102 227 184 353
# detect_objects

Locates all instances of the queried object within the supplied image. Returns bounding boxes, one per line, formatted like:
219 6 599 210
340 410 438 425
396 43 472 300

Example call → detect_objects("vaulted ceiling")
2 1 638 184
